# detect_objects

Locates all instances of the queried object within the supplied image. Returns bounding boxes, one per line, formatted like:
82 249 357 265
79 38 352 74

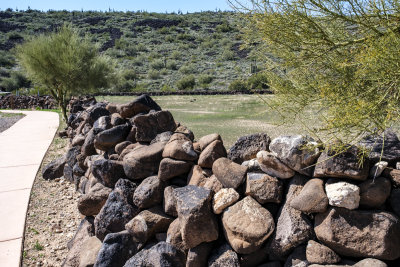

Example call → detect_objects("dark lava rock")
117 94 161 118
314 145 369 181
123 241 185 267
42 155 66 180
359 129 400 164
174 185 219 248
94 124 131 151
132 175 166 209
94 179 138 241
228 133 271 164
86 104 110 125
123 141 166 180
91 159 126 188
133 110 176 142
94 230 141 267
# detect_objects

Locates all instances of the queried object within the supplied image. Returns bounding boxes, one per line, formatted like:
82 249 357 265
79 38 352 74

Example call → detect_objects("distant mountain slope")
0 10 265 93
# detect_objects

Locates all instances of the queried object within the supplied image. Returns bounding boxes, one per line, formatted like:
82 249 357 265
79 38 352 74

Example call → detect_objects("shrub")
176 75 195 90
216 22 233 33
150 59 165 70
161 84 176 92
228 79 247 91
179 64 195 74
170 51 181 60
221 50 236 61
166 60 178 70
122 69 138 81
198 74 213 85
147 70 160 80
247 72 269 90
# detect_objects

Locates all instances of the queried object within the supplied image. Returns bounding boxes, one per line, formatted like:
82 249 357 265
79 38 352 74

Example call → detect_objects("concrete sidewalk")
0 110 59 266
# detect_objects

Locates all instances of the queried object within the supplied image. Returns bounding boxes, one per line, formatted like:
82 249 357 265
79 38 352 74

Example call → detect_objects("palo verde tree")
15 24 114 121
231 0 400 145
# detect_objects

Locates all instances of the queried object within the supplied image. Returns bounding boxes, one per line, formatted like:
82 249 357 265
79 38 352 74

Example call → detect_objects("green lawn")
97 94 315 147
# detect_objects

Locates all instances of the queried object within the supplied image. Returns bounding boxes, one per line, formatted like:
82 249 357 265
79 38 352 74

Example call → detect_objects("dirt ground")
22 118 82 267
0 111 25 133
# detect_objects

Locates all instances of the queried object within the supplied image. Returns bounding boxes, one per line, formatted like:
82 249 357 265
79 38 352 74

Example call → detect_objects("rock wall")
43 94 400 267
0 94 57 109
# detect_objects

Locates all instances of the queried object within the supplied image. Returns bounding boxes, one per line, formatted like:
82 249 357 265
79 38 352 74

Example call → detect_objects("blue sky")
0 0 233 13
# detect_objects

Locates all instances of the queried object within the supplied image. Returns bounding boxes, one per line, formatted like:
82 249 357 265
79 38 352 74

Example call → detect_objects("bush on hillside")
176 75 195 90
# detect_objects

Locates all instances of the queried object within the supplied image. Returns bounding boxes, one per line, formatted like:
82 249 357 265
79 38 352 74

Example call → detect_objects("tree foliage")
15 24 114 121
231 0 400 144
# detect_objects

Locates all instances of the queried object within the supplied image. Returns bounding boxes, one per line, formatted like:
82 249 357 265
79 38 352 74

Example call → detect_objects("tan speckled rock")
222 196 275 254
213 188 240 214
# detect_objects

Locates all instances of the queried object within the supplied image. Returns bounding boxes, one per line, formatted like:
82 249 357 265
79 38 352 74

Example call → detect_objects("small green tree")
231 0 400 144
15 24 114 121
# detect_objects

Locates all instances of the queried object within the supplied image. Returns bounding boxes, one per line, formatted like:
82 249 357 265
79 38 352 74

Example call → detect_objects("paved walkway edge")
0 110 59 267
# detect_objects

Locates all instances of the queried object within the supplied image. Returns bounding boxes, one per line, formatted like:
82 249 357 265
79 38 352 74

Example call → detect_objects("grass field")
97 94 317 147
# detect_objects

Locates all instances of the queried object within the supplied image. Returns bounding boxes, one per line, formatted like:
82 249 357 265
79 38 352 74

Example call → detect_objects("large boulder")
93 116 112 131
158 158 193 181
315 207 400 260
94 230 141 267
269 135 320 176
212 157 248 189
132 175 166 209
123 141 166 180
268 175 314 258
91 159 126 188
359 129 400 164
162 133 198 161
85 105 110 125
125 206 173 243
314 145 369 181
77 183 112 216
94 179 139 241
123 241 186 267
257 151 295 179
245 172 283 204
228 133 271 164
42 155 66 180
133 110 176 142
290 178 328 213
116 94 161 118
198 140 227 168
222 196 275 254
174 185 219 248
94 124 131 151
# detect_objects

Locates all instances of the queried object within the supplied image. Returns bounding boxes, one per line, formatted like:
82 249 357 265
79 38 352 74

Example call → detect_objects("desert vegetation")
0 9 263 94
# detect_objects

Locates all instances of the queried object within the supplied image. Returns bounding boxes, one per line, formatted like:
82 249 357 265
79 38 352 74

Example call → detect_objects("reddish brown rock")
290 178 328 213
222 196 275 254
162 133 198 161
158 158 193 181
245 172 283 204
306 240 341 264
315 207 400 260
198 133 222 150
198 140 227 168
212 157 247 189
125 206 173 243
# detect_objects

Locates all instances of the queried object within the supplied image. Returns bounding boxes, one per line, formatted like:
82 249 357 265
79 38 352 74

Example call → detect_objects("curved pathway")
0 110 59 266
